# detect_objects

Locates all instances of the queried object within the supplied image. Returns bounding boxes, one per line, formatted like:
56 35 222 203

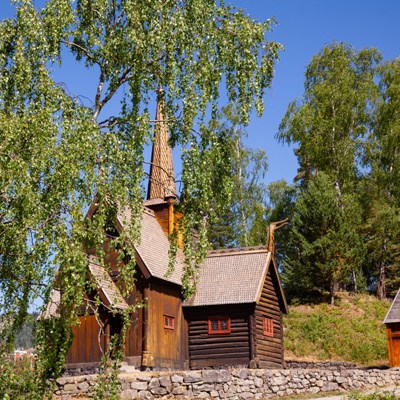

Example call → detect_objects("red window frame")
263 317 274 337
163 315 175 330
208 316 231 334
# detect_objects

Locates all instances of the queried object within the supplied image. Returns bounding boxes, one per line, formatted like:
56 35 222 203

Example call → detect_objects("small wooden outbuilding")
384 289 400 367
184 247 288 369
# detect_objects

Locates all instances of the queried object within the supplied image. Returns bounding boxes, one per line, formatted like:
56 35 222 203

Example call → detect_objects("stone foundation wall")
285 361 359 369
55 367 400 400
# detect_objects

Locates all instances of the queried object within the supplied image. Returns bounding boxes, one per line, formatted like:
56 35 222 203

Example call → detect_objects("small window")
208 316 231 334
263 317 274 337
164 315 175 330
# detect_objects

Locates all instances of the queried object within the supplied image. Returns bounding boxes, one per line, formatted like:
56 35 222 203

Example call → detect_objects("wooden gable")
252 257 286 368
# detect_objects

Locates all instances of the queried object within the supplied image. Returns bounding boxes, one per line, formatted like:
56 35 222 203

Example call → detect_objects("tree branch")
62 40 94 61
100 67 133 108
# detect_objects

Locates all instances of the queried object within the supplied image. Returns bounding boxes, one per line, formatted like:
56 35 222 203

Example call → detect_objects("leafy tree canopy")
277 43 378 304
0 0 281 394
361 58 400 299
278 42 380 195
206 105 269 249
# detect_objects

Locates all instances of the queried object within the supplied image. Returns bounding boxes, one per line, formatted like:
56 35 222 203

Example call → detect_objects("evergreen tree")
283 173 365 305
262 180 296 266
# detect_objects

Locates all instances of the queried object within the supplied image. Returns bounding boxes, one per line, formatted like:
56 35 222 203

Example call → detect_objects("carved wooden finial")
267 218 288 254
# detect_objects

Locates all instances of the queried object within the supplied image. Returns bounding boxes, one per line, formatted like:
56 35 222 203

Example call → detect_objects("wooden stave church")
43 97 288 371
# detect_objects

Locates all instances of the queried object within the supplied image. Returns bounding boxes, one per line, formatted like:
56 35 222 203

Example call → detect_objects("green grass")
284 292 391 366
348 391 398 400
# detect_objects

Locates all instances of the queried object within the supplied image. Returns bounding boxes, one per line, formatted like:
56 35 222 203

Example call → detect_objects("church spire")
147 90 176 201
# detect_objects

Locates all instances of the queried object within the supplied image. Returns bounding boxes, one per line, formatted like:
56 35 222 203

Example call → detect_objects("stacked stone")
285 361 358 369
55 367 400 400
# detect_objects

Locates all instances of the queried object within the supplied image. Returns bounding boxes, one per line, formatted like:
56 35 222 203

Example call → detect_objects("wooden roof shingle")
41 289 61 319
183 247 286 309
88 260 129 311
41 260 129 319
384 288 400 324
116 206 185 285
147 93 176 200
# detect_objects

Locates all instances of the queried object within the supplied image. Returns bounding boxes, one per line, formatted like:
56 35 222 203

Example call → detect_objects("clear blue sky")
1 1 400 185
232 0 400 185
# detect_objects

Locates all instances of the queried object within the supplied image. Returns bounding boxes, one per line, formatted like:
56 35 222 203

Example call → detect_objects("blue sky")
232 0 400 185
1 1 400 186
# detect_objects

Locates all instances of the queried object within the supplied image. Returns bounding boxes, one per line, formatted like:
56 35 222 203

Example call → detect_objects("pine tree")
262 180 296 266
282 173 365 305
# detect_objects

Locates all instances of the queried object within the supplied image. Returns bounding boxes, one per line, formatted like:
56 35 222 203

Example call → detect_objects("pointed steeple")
147 90 176 201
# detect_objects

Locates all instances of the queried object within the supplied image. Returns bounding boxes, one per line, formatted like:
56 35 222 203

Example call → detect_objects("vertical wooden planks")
387 323 400 367
66 315 106 364
144 278 188 369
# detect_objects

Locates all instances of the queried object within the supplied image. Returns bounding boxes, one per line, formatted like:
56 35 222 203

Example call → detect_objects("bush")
0 356 41 399
284 293 390 365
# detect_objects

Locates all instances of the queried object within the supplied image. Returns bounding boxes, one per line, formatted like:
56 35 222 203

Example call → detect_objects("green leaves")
1 0 280 394
362 58 400 298
203 105 270 250
278 44 400 304
278 43 380 193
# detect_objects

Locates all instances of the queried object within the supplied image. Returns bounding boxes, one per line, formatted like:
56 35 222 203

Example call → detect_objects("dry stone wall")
55 367 400 400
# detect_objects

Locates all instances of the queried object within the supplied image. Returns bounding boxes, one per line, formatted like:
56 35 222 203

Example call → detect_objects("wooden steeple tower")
147 90 176 201
145 90 178 237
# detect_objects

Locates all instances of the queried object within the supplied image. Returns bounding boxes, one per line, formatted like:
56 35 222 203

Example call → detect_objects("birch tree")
277 43 379 303
0 0 281 395
363 58 400 299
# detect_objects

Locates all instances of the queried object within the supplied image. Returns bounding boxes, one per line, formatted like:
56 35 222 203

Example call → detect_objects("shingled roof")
116 206 185 285
384 288 400 324
183 247 284 308
41 289 61 319
85 199 290 309
41 260 129 319
88 260 129 311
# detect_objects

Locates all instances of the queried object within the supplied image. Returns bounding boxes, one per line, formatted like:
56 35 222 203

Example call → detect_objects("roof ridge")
207 245 269 258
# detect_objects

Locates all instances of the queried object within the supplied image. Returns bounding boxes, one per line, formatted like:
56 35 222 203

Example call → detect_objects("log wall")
253 265 284 368
185 305 251 369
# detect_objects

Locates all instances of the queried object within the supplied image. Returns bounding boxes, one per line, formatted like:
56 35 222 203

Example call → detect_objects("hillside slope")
284 293 391 366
